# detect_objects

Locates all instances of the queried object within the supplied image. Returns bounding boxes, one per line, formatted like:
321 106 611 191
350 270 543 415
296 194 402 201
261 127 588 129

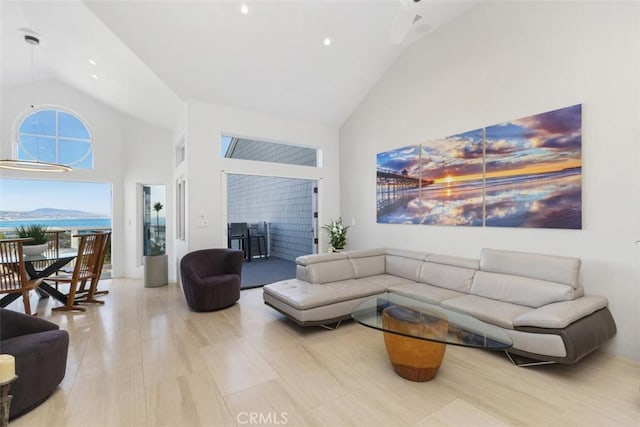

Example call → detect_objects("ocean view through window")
0 217 111 229
1 178 112 275
0 178 111 231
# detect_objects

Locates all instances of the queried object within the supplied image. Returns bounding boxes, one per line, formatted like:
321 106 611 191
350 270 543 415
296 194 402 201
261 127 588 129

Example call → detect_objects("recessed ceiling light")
88 59 97 66
323 37 331 46
241 4 248 14
91 74 99 80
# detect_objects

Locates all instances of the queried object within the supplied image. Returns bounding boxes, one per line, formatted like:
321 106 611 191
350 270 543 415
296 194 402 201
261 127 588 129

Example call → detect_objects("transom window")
17 108 93 169
221 134 319 167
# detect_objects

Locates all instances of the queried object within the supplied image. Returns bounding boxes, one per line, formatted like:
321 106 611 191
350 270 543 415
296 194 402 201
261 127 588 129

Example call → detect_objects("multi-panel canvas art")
376 104 582 229
485 105 582 228
420 129 484 226
376 145 422 224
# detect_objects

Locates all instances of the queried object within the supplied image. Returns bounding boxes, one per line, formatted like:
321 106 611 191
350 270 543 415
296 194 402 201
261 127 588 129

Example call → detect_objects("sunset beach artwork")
376 104 582 229
484 104 582 229
420 129 484 226
376 145 423 223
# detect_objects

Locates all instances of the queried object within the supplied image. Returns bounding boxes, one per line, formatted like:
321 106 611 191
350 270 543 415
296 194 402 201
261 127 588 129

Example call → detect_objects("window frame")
14 106 94 169
220 133 320 168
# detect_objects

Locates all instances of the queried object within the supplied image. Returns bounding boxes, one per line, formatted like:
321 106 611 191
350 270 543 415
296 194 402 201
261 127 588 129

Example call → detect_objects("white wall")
185 100 340 253
0 79 177 280
122 116 175 280
340 1 639 360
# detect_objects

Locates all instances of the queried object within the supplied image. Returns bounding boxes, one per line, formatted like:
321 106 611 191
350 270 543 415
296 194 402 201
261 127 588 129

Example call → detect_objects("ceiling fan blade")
389 0 421 44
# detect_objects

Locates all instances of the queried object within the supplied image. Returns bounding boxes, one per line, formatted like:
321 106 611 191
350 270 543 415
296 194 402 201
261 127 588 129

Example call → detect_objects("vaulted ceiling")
1 1 477 130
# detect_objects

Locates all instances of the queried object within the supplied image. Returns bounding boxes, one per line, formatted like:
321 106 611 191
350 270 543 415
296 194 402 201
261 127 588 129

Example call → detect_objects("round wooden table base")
382 306 448 382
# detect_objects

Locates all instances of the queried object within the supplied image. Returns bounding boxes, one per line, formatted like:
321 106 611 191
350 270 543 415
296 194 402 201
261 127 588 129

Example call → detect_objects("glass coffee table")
351 293 512 382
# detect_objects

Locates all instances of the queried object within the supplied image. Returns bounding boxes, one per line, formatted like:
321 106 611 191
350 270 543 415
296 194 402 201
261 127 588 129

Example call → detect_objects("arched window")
17 108 93 169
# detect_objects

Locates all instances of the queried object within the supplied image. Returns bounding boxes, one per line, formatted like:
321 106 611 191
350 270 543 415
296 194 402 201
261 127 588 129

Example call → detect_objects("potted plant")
14 224 49 256
143 202 168 287
322 217 349 252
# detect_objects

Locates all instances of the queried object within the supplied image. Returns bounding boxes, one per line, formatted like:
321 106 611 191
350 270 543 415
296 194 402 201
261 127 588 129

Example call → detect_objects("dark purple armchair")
0 308 69 420
180 248 243 311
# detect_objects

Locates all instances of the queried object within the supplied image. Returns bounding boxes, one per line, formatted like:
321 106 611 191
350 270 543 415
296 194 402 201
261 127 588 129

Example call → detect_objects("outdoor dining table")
0 250 78 308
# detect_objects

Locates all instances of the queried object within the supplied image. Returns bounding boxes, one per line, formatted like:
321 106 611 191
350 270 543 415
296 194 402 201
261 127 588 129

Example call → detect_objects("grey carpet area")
240 256 296 289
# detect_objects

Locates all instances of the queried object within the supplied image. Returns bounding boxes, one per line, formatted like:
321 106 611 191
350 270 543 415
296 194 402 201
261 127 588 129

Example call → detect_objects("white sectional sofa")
262 248 617 364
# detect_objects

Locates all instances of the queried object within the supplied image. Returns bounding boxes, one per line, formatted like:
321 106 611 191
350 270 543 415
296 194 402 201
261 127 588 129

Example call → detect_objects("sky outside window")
0 178 111 216
18 108 93 168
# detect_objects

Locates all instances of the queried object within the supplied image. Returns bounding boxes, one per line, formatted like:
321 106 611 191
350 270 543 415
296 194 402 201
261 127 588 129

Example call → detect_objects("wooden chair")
46 233 105 312
30 230 62 272
76 231 111 305
44 230 62 258
0 238 42 315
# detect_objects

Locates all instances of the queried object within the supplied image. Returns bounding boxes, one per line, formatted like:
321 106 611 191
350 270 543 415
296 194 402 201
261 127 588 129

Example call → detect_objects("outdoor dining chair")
46 233 105 312
228 222 249 260
0 238 42 315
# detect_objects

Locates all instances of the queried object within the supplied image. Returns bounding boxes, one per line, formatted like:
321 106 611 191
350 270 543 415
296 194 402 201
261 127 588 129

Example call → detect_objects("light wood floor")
7 279 640 427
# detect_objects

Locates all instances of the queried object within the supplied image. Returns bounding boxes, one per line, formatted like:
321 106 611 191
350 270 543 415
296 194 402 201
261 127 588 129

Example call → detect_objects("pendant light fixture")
0 34 71 172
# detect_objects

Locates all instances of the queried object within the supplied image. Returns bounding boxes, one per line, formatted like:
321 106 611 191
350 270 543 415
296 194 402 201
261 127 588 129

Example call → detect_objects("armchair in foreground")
0 308 69 420
180 248 243 311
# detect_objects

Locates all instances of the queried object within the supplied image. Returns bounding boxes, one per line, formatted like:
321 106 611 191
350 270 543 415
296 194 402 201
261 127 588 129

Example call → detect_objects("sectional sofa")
262 248 617 364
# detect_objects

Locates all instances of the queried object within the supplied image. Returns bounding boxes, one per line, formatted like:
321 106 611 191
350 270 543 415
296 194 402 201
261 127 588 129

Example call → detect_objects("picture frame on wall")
375 104 582 230
419 128 484 227
484 104 582 229
376 145 423 224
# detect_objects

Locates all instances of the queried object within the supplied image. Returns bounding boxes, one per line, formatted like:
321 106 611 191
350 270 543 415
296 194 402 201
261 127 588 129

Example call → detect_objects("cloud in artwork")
421 129 484 180
538 134 582 151
485 138 526 155
514 104 581 136
376 145 421 177
376 106 582 229
486 104 582 175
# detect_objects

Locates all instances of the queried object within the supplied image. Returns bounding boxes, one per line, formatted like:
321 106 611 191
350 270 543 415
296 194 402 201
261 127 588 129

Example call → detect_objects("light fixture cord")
28 37 43 162
30 40 35 108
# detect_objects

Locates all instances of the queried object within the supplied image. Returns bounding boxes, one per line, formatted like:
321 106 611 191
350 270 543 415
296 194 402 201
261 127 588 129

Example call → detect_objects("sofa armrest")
295 253 355 284
513 296 608 329
0 308 59 340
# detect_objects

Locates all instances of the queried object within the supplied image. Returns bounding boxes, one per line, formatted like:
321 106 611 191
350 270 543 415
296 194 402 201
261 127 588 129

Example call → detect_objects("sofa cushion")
347 251 386 278
361 274 415 289
263 278 386 310
385 250 428 281
513 295 608 329
471 271 576 308
441 295 532 330
385 248 430 260
346 248 387 258
264 293 378 325
388 282 465 303
418 262 475 292
480 248 581 288
426 254 480 270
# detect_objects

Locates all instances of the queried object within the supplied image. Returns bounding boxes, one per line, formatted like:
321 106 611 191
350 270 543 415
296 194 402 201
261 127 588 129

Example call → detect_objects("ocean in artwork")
376 145 424 224
484 168 581 229
376 168 581 228
377 178 484 225
420 179 484 226
376 188 422 224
